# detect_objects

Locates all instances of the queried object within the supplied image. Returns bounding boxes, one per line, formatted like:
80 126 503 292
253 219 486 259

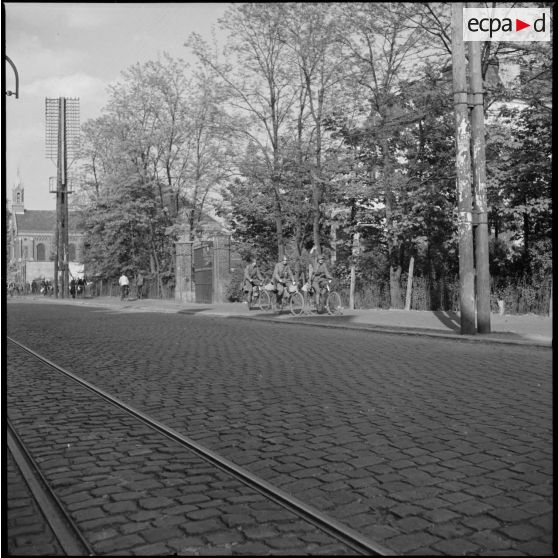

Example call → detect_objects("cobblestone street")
7 301 553 555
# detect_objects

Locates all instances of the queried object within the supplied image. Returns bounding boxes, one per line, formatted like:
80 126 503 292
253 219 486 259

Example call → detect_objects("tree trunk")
350 264 356 310
312 181 321 254
381 135 403 309
523 210 530 272
390 264 403 309
272 175 284 258
349 230 360 310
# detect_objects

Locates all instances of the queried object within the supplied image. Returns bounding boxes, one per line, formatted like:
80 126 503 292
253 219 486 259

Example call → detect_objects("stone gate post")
175 237 194 302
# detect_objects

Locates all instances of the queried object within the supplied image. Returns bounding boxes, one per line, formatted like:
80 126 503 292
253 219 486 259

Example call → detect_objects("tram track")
8 336 393 556
8 422 95 556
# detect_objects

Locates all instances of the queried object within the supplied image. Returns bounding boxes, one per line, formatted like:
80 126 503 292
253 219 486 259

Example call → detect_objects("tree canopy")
75 3 552 307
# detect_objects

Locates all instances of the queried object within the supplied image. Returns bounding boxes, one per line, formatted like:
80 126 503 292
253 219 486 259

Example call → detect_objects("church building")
7 182 85 284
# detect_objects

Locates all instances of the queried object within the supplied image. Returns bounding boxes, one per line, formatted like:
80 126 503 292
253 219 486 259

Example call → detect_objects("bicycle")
306 279 343 315
120 284 129 301
248 282 272 311
272 281 305 316
323 280 343 315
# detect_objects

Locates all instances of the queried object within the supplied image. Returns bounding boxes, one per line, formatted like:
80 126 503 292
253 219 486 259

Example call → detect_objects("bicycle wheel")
248 290 258 310
258 289 272 311
326 291 342 315
289 291 305 316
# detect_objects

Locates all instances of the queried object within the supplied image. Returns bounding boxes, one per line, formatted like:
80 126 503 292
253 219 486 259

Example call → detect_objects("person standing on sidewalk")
119 271 130 301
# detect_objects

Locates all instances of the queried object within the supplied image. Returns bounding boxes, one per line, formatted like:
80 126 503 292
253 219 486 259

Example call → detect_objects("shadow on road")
433 310 461 331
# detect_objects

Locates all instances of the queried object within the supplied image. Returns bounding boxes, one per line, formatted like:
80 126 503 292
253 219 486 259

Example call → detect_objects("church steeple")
12 169 25 214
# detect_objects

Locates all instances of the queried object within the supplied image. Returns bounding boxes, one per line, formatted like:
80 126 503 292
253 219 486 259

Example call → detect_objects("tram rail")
8 422 95 556
8 336 393 556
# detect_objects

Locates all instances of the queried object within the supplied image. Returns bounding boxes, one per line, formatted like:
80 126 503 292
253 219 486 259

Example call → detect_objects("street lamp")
5 55 19 99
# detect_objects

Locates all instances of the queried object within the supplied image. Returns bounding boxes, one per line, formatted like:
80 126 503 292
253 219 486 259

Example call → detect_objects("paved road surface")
7 302 553 555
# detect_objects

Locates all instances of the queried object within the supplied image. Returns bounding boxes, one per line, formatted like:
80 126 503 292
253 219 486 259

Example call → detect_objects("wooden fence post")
404 257 415 311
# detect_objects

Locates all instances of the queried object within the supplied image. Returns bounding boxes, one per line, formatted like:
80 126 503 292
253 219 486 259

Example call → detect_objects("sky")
4 2 230 210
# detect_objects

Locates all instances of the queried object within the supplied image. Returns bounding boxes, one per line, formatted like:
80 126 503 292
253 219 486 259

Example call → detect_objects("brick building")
7 183 85 284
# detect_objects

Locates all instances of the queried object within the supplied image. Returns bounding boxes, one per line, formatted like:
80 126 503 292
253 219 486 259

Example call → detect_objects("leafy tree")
278 2 348 256
79 55 228 292
486 102 552 278
332 2 430 307
188 3 297 257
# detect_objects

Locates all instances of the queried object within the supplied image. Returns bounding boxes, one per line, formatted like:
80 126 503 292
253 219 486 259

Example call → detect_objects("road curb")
213 313 552 348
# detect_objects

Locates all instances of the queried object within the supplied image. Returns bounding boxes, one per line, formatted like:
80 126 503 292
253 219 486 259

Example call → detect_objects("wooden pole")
451 3 476 334
62 98 70 299
548 279 552 318
469 27 491 333
404 256 414 311
349 231 360 310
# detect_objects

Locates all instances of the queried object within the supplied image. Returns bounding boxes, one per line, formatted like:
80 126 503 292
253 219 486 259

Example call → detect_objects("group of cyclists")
243 251 333 312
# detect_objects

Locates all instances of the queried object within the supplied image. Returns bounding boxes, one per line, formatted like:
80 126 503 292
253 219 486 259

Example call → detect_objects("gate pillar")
213 235 232 304
175 239 194 302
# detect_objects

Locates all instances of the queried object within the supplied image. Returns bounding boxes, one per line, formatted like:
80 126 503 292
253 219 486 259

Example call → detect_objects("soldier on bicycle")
310 253 332 311
243 255 264 307
272 254 295 308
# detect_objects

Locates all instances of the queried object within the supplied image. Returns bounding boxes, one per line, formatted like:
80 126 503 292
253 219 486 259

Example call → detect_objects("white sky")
4 2 229 210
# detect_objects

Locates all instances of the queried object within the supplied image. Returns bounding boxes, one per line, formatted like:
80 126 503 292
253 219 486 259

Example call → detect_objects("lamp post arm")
5 55 19 98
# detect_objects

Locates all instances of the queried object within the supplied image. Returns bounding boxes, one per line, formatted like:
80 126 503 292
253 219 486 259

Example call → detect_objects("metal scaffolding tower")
46 97 80 298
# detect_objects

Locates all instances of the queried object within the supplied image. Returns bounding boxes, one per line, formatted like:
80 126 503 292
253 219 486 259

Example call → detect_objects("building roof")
14 210 85 233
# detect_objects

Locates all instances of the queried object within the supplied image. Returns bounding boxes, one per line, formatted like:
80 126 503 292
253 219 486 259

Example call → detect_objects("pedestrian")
69 278 76 299
76 277 84 298
136 272 144 300
119 271 130 301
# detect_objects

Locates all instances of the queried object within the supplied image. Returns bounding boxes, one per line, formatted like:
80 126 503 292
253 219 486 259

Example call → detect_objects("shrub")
225 268 245 302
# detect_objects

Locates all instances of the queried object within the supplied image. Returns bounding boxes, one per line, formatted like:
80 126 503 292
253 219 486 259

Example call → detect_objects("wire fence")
338 274 552 316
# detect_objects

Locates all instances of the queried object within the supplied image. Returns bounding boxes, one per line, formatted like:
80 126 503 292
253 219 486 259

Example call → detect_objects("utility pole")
469 34 491 334
46 97 79 299
451 3 476 334
58 97 69 298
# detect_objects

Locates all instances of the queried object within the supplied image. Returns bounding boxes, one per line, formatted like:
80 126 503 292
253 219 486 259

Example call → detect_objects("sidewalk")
11 295 552 347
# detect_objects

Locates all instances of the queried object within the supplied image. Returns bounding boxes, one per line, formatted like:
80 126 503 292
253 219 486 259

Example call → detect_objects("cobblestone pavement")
7 451 66 556
7 302 553 556
8 343 352 556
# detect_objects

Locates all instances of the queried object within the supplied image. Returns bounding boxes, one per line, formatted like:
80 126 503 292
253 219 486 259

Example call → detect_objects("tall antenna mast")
46 97 80 298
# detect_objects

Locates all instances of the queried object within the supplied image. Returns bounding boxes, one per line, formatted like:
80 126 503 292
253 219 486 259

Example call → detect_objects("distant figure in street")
69 278 76 299
136 272 144 300
119 271 130 301
76 277 85 298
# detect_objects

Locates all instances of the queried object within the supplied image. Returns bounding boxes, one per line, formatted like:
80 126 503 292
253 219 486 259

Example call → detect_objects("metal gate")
194 242 213 303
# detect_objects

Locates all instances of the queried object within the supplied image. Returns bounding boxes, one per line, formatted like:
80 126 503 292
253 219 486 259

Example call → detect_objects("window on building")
69 244 76 261
36 243 46 261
